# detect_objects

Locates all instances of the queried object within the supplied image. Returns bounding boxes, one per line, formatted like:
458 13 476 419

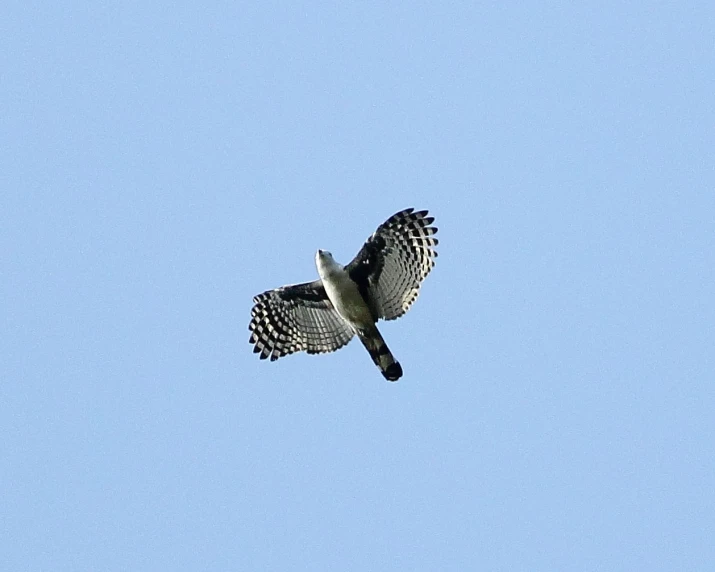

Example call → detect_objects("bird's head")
315 249 338 278
316 249 333 262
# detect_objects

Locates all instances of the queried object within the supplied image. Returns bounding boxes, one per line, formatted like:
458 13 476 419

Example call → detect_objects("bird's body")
316 251 373 326
315 249 403 380
249 208 438 381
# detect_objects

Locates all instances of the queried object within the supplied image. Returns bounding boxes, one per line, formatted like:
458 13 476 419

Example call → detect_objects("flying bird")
248 208 438 381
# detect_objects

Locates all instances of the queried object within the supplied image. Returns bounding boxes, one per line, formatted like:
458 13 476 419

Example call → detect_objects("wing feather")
249 280 354 361
346 208 438 321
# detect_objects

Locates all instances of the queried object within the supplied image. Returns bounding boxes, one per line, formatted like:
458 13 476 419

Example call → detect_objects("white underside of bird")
315 249 402 380
315 249 373 328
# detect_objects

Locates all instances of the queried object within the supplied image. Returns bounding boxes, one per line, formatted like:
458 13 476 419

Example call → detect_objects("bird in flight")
248 208 438 381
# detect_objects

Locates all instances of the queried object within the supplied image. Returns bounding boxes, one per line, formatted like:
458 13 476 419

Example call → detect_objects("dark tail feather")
356 326 403 381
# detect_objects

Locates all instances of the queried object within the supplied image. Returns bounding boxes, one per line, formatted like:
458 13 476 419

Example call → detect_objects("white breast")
316 251 373 327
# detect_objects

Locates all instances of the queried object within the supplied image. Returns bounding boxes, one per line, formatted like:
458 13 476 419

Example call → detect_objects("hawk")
248 208 438 381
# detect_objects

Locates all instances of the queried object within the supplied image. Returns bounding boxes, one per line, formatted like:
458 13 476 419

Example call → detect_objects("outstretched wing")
249 280 355 361
346 208 438 321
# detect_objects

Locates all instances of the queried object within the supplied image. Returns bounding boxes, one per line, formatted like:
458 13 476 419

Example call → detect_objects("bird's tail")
356 325 403 381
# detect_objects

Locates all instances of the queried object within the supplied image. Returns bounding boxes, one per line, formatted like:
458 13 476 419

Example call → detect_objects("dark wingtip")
384 362 403 382
392 207 414 219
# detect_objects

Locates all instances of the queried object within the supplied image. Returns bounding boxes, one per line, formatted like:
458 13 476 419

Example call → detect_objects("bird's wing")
346 208 438 321
249 280 355 361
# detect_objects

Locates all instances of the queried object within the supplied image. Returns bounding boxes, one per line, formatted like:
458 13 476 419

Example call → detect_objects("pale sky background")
2 2 714 571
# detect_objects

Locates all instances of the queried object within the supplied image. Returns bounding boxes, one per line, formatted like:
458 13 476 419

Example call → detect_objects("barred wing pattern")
249 280 354 361
347 208 438 321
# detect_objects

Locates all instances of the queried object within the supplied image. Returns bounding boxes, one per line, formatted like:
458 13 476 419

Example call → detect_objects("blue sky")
2 2 714 570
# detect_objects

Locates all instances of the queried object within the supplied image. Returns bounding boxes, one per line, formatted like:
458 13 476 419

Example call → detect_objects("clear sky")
2 2 714 571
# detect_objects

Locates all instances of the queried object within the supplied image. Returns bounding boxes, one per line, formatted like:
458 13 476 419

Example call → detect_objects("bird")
248 208 438 381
